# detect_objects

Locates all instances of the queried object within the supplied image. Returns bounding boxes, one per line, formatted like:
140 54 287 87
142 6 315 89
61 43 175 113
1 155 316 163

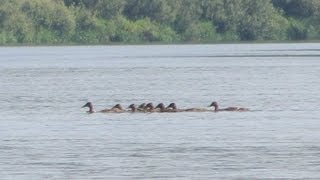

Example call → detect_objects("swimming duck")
138 103 146 109
82 102 125 113
103 103 125 113
167 103 208 112
144 103 160 112
166 103 177 110
165 103 184 112
144 103 153 110
113 104 124 110
127 104 137 112
209 101 249 112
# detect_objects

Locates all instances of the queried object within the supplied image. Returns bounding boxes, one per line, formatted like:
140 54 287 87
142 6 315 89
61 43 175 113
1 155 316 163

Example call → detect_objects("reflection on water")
0 44 320 179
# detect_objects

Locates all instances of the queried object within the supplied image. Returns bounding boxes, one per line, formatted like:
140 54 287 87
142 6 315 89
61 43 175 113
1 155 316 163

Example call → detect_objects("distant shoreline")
1 40 320 47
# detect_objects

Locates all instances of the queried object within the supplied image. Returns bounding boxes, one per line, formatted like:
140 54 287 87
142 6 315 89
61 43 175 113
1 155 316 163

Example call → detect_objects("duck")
138 103 146 111
166 103 177 110
144 103 153 110
167 102 208 112
82 102 125 113
101 103 125 113
127 104 137 112
155 103 180 112
144 103 160 112
209 101 249 112
165 103 184 112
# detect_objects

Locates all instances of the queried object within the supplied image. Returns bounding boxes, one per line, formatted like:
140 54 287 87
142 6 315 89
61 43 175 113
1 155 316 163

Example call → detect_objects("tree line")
1 0 320 45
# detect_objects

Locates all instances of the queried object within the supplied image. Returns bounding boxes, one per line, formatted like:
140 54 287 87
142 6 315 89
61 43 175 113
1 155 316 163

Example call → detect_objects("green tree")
287 18 308 40
64 0 99 9
237 0 289 40
272 0 320 18
1 0 320 44
201 0 244 33
4 12 35 43
123 0 178 24
21 0 76 41
96 0 126 19
174 0 202 33
184 22 218 42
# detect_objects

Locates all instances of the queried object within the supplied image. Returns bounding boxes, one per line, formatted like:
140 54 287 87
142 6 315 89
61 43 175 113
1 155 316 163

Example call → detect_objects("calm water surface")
0 44 320 179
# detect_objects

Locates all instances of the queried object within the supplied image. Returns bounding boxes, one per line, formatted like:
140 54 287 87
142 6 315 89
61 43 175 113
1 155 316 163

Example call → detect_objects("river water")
0 44 320 179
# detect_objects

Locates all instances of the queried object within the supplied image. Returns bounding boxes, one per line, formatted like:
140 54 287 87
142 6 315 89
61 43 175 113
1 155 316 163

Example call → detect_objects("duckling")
144 103 160 112
127 104 137 112
165 103 184 112
100 104 125 113
82 102 125 113
144 103 153 110
166 103 177 110
138 103 146 111
209 101 249 112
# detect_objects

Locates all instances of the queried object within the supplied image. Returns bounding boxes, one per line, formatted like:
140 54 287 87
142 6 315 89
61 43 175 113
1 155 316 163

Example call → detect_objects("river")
0 43 320 179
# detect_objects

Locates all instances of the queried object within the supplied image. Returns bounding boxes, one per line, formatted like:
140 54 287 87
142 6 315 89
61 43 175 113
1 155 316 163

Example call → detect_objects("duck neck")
88 105 94 113
138 104 145 109
159 105 165 111
131 106 136 112
213 104 218 111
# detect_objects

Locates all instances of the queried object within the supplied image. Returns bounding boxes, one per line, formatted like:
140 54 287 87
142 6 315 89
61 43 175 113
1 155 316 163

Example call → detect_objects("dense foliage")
1 0 320 45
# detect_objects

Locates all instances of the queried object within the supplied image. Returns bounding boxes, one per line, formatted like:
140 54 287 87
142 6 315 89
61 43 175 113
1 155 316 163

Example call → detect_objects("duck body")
209 102 249 112
184 108 210 112
100 104 125 113
219 107 248 111
82 102 125 113
166 103 208 112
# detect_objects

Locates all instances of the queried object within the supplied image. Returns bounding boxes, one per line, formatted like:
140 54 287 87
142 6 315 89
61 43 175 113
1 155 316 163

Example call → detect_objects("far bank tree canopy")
1 0 320 44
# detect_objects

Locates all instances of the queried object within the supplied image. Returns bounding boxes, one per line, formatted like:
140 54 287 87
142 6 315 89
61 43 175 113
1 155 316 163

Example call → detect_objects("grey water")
0 43 320 179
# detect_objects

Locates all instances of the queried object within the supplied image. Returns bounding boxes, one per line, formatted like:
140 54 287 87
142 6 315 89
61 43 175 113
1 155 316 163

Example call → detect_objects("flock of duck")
82 101 249 114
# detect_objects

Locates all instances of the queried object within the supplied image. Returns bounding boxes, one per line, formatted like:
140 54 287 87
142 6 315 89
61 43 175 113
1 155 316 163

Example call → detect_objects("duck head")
155 103 165 110
166 103 177 110
138 103 146 109
145 103 154 109
128 104 135 109
82 102 94 113
82 102 92 108
112 104 123 110
209 101 218 110
128 104 136 112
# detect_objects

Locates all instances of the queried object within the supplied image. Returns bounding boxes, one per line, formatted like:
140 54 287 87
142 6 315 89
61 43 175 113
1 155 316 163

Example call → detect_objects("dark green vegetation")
1 0 320 45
